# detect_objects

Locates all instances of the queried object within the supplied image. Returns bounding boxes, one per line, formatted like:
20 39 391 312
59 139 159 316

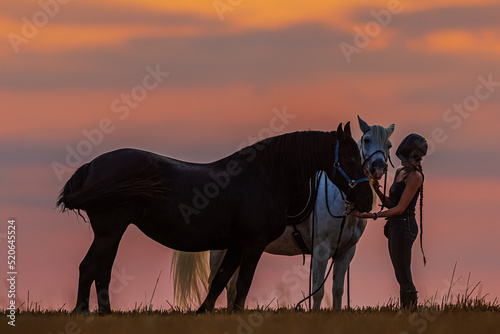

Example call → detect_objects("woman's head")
396 133 427 167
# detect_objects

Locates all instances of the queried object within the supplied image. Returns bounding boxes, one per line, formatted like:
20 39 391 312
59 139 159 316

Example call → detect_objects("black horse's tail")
57 162 170 212
57 163 92 211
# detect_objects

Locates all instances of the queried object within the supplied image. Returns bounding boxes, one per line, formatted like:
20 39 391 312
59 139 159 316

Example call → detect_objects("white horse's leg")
209 250 226 288
310 237 331 310
311 255 329 310
331 245 356 310
209 249 239 308
309 172 336 310
226 267 239 307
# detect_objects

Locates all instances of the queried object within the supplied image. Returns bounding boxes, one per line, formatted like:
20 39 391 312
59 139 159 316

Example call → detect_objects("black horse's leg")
73 238 99 315
197 247 242 313
94 233 127 315
73 210 129 315
232 243 266 312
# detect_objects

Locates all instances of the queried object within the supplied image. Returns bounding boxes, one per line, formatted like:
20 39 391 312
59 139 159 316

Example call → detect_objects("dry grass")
3 266 498 333
2 298 499 334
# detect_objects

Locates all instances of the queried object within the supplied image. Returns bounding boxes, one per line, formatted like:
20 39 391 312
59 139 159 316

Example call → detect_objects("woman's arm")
373 167 403 205
372 178 391 206
356 171 423 219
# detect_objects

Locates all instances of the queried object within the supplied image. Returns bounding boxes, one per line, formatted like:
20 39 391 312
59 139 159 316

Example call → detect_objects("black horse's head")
329 122 373 212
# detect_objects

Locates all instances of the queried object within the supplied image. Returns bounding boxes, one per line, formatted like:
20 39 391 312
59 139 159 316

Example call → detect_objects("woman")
356 133 427 309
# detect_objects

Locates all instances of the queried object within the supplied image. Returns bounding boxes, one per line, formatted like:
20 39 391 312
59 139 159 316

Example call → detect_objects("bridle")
362 149 393 171
330 140 370 204
359 130 394 212
360 130 394 172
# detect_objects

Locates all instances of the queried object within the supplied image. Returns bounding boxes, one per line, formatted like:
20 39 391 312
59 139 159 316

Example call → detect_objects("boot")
400 285 418 310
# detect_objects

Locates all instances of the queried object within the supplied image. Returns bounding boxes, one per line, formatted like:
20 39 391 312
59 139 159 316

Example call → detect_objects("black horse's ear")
344 121 352 137
337 123 344 139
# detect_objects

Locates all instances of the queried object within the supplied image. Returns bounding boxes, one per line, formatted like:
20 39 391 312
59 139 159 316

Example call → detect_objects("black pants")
385 216 418 292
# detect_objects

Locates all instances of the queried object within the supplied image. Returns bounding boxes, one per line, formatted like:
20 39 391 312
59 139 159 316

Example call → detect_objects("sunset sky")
1 0 499 311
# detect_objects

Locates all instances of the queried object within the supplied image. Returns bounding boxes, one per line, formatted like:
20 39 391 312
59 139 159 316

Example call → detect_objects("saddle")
286 177 319 226
286 177 320 259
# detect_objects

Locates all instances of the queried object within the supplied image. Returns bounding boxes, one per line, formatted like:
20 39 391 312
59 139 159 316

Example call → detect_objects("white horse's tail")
170 250 210 309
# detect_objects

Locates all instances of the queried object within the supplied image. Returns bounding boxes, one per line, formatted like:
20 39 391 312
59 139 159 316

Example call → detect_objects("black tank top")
388 168 423 217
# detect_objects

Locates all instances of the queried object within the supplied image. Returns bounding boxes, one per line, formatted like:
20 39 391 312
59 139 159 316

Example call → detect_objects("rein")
286 180 314 219
295 193 353 310
295 139 368 310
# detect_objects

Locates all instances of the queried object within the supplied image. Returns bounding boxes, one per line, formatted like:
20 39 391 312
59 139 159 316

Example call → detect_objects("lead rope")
347 149 393 309
308 195 315 311
379 168 389 212
346 165 390 309
347 265 350 309
379 151 394 212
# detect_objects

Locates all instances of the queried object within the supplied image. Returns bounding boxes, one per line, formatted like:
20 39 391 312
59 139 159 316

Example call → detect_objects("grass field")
3 302 499 334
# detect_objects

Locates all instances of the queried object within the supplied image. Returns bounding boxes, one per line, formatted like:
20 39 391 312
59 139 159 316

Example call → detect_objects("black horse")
57 122 373 314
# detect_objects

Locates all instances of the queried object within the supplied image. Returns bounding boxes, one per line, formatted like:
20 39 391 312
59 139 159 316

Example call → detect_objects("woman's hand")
372 178 390 205
355 212 376 219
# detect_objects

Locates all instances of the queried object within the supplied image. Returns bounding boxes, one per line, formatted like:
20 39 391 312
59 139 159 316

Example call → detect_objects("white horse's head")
357 115 395 180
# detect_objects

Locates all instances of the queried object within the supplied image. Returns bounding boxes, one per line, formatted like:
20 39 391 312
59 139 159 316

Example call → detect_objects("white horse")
171 116 394 310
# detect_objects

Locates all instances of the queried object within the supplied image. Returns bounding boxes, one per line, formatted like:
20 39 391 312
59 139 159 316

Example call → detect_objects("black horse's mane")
234 130 337 192
58 130 339 212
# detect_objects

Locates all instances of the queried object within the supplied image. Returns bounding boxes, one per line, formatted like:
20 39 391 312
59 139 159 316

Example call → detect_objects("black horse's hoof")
98 310 112 316
196 306 208 314
232 305 244 313
71 308 90 316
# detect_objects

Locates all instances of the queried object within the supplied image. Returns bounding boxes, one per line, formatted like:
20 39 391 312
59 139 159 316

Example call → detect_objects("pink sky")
1 0 500 311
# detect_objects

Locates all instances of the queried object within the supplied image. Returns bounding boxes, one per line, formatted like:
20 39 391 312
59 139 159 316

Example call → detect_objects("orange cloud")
409 29 500 56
